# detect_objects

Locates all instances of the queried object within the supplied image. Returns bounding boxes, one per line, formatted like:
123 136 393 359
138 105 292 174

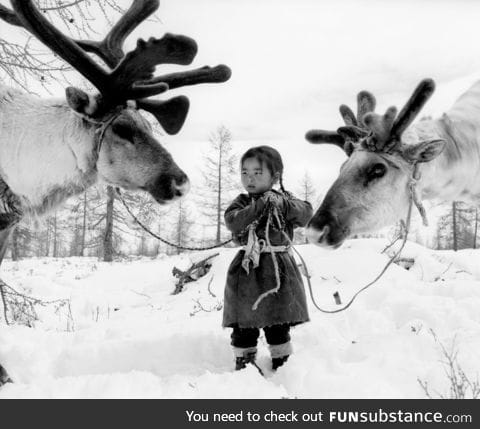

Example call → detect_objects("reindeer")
305 78 480 248
0 0 230 385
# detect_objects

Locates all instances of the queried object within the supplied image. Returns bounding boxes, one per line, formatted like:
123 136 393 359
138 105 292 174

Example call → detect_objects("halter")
71 101 138 164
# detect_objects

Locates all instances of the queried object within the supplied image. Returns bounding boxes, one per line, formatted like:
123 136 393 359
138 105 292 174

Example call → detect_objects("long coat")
222 191 313 329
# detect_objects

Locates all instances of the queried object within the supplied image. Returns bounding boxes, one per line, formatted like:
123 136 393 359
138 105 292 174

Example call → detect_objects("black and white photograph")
0 0 479 402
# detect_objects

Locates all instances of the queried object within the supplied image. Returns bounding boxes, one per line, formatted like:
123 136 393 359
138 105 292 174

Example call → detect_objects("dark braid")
279 175 293 199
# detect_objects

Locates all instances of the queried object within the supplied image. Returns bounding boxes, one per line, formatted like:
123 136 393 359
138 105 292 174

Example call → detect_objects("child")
223 145 313 371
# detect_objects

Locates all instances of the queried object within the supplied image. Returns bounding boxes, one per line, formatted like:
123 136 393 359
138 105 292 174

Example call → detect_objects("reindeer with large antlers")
0 0 230 385
305 78 480 248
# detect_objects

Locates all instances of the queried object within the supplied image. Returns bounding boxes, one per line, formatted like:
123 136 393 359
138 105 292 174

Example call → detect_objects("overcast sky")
2 0 480 202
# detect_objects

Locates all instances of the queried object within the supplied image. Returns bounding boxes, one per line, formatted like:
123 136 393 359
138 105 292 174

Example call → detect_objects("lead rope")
116 188 233 251
284 163 425 314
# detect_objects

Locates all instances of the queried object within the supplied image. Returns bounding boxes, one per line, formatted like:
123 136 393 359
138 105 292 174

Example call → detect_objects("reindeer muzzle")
147 170 190 204
307 210 349 249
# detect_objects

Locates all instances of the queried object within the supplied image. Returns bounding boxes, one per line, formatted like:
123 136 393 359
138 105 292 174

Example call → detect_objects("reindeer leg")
0 179 23 231
0 226 14 387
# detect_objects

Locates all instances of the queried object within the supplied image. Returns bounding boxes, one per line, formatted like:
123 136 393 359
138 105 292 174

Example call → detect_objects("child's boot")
233 347 257 371
269 341 293 370
272 355 289 370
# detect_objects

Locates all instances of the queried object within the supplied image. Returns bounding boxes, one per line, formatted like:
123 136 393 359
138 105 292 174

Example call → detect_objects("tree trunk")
80 191 87 256
103 186 114 262
176 201 183 255
11 227 19 261
52 211 58 257
216 148 222 244
154 224 162 256
474 208 478 249
452 201 458 251
45 220 50 257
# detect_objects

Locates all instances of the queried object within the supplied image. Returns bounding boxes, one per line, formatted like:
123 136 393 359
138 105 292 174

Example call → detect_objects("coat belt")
242 240 291 254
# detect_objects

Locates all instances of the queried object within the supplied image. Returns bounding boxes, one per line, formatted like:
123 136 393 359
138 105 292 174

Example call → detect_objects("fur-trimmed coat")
222 190 313 329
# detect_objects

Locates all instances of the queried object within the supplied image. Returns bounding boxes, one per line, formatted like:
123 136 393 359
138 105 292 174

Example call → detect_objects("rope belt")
241 241 291 254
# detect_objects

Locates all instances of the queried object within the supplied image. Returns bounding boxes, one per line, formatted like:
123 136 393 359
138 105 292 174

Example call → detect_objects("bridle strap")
71 100 138 162
93 112 119 158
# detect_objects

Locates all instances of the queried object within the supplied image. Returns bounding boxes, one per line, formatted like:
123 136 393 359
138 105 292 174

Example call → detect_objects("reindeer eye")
367 163 387 180
112 122 134 142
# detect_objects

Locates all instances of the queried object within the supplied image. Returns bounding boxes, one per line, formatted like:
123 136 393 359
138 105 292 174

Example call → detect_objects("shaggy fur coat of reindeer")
403 84 480 202
0 84 98 224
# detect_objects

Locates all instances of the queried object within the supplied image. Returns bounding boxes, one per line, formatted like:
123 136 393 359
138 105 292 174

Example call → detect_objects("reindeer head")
305 79 446 248
1 0 231 204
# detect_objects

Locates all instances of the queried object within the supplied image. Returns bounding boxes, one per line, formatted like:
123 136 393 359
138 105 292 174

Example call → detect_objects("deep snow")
0 239 479 398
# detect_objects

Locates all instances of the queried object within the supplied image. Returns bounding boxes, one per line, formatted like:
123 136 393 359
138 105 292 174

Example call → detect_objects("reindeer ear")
137 96 189 135
402 139 446 163
66 87 98 116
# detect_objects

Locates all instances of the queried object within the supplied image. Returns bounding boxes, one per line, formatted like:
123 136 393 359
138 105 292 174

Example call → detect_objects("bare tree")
297 171 317 204
169 199 194 255
474 208 478 249
103 186 114 262
199 125 240 244
295 171 319 244
436 201 477 250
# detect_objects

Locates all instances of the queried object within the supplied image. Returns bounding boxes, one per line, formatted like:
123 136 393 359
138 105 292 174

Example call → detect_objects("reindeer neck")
414 116 480 203
0 89 98 214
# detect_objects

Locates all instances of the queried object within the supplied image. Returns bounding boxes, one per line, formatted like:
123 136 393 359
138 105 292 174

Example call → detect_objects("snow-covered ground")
0 239 479 398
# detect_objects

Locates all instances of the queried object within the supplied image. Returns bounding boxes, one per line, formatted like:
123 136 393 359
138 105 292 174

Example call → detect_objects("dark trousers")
231 324 291 348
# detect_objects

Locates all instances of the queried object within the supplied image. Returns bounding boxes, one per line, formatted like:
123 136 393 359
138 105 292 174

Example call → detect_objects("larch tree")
436 201 477 250
295 171 319 244
199 125 240 245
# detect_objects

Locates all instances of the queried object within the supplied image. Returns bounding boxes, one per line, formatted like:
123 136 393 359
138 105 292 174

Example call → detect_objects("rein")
116 188 233 251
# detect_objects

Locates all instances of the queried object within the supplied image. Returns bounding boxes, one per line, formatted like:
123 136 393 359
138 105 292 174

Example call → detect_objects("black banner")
0 399 476 428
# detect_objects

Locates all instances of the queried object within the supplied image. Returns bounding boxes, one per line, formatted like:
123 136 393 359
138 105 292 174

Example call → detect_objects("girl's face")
241 157 277 194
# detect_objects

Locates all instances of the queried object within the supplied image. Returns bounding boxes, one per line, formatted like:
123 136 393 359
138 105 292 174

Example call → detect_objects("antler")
361 79 435 152
0 4 20 26
306 79 435 154
2 0 232 134
390 79 435 140
76 0 159 68
305 90 376 154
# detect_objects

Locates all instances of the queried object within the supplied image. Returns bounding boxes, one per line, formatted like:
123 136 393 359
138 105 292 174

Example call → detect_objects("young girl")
223 145 313 371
